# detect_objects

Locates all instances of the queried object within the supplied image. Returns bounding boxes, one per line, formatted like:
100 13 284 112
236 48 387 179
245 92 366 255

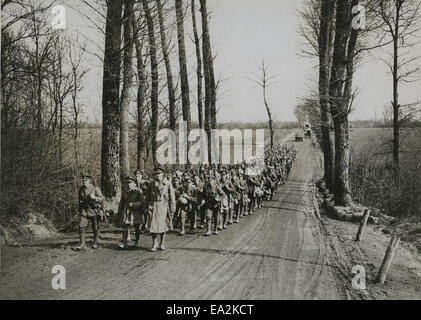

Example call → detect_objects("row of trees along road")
1 0 219 226
298 0 420 206
101 0 218 199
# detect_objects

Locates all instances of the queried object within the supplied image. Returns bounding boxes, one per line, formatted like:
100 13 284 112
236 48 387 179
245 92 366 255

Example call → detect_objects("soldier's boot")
190 214 196 233
228 209 233 224
119 229 128 249
179 214 186 235
217 216 223 230
243 204 249 216
150 235 159 251
74 228 88 251
134 225 141 248
222 211 228 229
92 229 100 249
249 199 255 214
214 214 219 235
159 233 166 250
205 218 212 236
234 207 240 223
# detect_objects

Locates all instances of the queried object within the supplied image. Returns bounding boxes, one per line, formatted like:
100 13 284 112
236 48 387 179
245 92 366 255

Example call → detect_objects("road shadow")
263 206 308 214
173 247 336 269
277 200 311 206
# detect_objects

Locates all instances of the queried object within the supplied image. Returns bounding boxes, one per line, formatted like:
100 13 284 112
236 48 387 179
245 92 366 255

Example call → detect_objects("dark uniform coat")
78 185 104 218
117 188 145 226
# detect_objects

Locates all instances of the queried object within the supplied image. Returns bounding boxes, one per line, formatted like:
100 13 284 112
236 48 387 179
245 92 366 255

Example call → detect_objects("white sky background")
62 0 421 123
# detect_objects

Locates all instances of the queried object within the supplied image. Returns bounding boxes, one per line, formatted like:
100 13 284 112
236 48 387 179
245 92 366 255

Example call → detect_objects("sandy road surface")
0 139 347 300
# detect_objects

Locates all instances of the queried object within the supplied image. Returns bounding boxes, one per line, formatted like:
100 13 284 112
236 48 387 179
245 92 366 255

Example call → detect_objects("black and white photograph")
1 0 421 304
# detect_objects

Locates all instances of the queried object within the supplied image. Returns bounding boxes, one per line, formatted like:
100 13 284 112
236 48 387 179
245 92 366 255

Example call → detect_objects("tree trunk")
120 0 134 183
210 58 217 129
332 113 352 205
156 0 176 131
175 0 191 131
392 4 400 177
142 0 159 165
318 0 335 190
101 0 123 199
132 12 146 170
191 0 204 129
200 0 213 162
329 0 355 207
262 65 273 148
72 68 79 164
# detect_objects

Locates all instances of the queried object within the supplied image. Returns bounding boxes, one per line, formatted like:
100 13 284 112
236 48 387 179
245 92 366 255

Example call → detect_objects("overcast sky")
65 0 421 123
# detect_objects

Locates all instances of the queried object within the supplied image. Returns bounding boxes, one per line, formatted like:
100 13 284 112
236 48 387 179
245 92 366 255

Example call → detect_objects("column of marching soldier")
74 144 297 252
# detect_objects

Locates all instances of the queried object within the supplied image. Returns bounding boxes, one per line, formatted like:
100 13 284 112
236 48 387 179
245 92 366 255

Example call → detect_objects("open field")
350 127 421 161
349 127 421 217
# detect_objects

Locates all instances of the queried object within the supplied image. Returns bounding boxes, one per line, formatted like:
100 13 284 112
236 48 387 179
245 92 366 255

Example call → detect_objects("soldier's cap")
82 173 93 179
126 176 137 183
134 169 143 175
154 166 166 174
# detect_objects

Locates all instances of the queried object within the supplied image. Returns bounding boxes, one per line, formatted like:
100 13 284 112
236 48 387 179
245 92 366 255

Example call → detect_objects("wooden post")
355 209 370 241
0 234 3 270
375 235 400 284
313 184 322 220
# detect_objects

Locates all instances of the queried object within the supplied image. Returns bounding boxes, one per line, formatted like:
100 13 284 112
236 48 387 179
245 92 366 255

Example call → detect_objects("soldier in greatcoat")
145 167 176 251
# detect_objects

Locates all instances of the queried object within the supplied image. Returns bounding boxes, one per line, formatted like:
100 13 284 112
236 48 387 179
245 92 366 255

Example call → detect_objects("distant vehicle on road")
304 128 312 139
303 122 312 139
295 131 303 142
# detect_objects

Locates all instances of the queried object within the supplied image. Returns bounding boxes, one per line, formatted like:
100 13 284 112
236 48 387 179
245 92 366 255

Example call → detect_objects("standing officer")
177 178 198 235
238 171 249 218
220 172 235 229
203 173 225 236
74 173 104 251
145 167 176 251
117 176 145 249
194 174 205 229
134 169 149 232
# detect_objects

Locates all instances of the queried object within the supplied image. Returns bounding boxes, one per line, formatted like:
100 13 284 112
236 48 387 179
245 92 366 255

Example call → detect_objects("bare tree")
250 60 275 148
200 0 215 161
156 0 176 131
191 0 204 129
175 0 191 132
318 0 336 190
374 0 421 176
120 0 135 182
101 0 123 199
68 37 88 164
131 8 148 170
142 0 159 165
47 34 74 164
329 0 360 206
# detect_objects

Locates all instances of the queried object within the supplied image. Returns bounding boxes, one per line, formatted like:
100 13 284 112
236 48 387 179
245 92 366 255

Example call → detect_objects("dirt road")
0 139 348 300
